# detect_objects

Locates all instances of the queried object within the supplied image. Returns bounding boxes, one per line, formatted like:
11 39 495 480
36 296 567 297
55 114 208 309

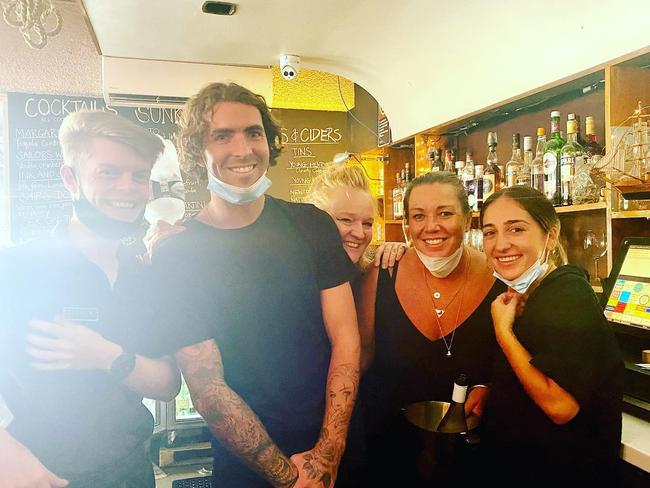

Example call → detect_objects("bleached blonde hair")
306 165 375 213
306 164 377 267
59 110 163 169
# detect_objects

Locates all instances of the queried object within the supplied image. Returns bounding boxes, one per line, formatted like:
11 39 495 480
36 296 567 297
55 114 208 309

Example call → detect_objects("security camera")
279 54 300 81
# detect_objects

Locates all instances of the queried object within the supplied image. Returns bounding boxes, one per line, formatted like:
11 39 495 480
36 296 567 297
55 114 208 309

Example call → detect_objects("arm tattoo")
300 362 360 487
176 341 297 488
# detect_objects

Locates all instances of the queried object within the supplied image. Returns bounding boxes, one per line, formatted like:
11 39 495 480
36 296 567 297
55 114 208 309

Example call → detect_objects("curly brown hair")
175 83 283 177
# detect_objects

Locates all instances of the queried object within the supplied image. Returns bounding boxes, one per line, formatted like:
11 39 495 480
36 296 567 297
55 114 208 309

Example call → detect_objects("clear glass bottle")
543 110 566 205
455 160 465 179
483 131 501 200
444 149 455 173
404 162 411 183
516 135 533 187
463 152 476 209
560 118 583 206
392 172 403 219
531 127 546 193
505 133 523 188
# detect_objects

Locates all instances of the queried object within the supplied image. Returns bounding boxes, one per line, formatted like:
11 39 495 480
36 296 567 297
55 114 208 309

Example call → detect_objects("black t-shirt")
0 235 156 481
482 265 624 484
147 197 355 485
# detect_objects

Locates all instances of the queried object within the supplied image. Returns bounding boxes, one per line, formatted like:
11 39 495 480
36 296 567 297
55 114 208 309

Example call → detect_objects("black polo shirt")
0 233 156 481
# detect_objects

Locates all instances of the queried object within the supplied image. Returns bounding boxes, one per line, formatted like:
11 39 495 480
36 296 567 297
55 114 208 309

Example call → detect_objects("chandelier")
1 0 62 49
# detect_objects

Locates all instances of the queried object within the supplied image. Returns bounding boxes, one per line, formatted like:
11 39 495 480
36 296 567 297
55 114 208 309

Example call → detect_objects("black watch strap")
109 351 136 382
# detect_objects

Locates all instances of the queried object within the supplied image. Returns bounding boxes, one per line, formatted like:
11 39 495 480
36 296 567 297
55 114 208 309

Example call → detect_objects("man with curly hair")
148 83 360 488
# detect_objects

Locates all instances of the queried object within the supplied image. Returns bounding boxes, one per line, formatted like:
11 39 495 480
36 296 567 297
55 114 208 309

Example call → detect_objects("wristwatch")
109 351 136 382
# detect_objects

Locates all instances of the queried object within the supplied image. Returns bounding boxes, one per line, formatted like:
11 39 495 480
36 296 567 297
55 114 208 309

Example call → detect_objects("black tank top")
363 262 504 426
360 263 504 485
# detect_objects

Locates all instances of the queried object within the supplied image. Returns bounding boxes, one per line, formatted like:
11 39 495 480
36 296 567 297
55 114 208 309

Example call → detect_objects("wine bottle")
437 374 469 433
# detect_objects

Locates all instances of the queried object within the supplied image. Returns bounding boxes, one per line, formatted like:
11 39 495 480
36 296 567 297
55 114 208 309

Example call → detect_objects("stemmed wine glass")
583 230 607 286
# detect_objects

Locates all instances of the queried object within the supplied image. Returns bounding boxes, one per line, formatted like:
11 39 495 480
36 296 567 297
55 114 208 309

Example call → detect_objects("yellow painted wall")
271 67 354 112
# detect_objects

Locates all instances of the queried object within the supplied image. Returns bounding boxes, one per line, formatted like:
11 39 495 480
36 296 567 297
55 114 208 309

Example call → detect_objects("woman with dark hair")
357 171 504 486
480 186 623 485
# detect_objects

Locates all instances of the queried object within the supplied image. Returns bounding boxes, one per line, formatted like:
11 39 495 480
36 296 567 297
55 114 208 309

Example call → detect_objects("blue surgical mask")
492 235 550 294
416 245 464 278
205 151 271 205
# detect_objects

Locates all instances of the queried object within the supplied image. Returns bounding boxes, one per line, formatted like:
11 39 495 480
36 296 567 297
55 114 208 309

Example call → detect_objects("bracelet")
468 384 490 392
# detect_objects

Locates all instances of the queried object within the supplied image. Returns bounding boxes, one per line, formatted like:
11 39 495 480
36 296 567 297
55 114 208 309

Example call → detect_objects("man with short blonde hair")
0 110 180 488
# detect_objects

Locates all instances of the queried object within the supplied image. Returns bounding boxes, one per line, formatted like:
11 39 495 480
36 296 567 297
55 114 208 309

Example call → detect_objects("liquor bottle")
570 113 588 148
543 111 566 205
560 118 583 206
444 149 455 172
583 116 604 163
531 127 546 193
516 135 533 187
404 162 411 183
474 164 484 211
392 172 403 219
454 160 465 179
430 148 444 172
463 152 476 209
437 374 469 433
483 131 501 201
505 133 523 188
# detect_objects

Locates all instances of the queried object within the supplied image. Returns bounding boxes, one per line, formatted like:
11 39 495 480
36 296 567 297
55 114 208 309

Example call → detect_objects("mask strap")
537 232 552 265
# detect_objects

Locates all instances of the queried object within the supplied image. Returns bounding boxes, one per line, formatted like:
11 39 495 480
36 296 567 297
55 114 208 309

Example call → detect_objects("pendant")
433 292 441 299
446 350 452 357
435 308 445 318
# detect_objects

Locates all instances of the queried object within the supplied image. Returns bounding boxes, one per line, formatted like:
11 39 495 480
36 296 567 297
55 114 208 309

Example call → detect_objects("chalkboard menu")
6 93 210 243
267 109 348 203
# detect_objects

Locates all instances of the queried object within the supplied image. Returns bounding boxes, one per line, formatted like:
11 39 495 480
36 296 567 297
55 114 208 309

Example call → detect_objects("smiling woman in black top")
480 186 624 485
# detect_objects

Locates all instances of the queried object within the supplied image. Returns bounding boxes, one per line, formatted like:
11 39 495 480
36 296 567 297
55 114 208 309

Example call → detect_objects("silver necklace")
422 251 471 357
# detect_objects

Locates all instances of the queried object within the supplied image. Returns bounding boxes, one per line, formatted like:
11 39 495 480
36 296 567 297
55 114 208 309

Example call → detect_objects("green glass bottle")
542 110 566 205
560 119 583 206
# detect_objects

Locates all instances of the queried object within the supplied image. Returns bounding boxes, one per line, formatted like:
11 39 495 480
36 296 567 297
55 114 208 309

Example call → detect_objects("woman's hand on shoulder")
143 219 186 264
373 242 408 269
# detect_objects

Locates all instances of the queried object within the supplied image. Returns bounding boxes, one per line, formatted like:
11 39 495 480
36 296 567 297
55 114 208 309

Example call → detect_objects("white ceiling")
82 0 650 141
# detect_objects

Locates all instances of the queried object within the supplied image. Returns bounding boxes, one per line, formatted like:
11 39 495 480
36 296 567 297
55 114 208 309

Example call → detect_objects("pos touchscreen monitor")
602 237 650 329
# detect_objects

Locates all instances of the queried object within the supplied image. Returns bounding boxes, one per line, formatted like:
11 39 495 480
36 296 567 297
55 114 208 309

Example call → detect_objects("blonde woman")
305 164 407 270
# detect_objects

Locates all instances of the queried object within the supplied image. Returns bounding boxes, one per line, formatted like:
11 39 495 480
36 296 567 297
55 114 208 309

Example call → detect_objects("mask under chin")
72 196 145 240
